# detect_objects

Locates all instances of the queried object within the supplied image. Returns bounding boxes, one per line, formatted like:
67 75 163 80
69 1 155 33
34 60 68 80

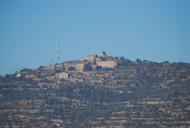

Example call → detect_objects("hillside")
0 54 190 128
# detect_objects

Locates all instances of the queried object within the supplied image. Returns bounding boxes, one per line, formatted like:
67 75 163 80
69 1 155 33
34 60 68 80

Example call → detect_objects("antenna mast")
57 42 60 64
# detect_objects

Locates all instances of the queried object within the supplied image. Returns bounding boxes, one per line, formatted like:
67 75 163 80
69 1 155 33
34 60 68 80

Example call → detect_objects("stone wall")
97 61 117 69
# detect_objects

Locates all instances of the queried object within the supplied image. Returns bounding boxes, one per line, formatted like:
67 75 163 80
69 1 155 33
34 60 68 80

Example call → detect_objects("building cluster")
16 52 119 81
55 52 118 80
65 52 118 72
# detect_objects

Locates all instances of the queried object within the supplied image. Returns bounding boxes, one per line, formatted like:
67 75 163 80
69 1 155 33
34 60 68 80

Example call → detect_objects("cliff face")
0 58 190 128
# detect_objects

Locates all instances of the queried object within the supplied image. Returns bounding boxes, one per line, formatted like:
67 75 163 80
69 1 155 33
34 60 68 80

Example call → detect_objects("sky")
0 0 190 75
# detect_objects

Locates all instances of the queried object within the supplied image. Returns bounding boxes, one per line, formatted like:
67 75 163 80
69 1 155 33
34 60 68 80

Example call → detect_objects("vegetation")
0 58 190 127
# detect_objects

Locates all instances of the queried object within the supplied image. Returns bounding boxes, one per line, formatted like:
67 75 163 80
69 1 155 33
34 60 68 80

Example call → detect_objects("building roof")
64 61 86 65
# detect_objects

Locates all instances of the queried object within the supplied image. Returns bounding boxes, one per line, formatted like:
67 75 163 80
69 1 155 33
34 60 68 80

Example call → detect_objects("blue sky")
0 0 190 75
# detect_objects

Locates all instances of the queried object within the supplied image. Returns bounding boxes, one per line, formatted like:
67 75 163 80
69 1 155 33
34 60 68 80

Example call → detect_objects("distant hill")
0 54 190 128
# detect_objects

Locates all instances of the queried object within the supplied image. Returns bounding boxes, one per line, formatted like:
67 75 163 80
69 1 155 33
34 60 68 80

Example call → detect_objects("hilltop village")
16 52 123 84
0 52 190 128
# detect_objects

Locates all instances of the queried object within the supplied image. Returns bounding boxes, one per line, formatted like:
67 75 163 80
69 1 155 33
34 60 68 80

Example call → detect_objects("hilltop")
0 52 190 128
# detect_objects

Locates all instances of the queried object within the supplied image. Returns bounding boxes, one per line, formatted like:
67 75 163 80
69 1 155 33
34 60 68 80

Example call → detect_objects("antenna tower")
57 42 60 64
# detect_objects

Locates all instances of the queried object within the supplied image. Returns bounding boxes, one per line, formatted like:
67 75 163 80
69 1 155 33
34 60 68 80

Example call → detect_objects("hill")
0 53 190 128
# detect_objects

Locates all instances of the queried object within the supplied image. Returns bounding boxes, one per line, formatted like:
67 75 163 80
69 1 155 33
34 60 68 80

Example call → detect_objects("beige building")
81 55 97 63
97 60 117 69
56 72 70 80
64 61 89 72
75 63 86 72
24 73 41 81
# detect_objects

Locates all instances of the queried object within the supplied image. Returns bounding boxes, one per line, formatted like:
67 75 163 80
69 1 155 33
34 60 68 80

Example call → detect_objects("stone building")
81 55 97 63
64 61 91 72
75 63 87 72
56 72 70 80
97 60 117 69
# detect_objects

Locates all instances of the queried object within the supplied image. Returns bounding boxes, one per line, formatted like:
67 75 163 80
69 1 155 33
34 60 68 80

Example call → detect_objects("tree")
102 51 107 58
136 58 142 64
